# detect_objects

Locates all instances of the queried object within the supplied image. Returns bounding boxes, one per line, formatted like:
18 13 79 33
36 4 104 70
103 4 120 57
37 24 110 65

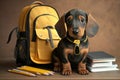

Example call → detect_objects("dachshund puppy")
52 9 99 75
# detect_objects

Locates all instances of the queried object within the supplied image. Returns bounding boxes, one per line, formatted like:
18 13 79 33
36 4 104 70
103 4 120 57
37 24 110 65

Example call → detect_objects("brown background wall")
0 0 120 60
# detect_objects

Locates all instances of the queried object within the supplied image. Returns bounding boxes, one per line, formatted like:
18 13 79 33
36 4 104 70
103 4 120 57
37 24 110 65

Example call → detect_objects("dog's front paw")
78 62 89 75
78 68 89 75
62 63 72 75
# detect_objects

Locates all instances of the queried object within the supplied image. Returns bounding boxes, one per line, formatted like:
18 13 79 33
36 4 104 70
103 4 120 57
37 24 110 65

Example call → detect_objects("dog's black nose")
73 29 79 35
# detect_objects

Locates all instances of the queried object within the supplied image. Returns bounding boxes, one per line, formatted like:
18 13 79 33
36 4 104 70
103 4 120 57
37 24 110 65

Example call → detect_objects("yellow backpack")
7 1 60 66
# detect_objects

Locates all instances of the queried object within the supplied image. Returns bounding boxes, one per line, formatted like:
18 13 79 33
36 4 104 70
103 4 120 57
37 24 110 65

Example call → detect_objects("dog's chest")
64 41 84 55
64 40 85 52
68 54 83 63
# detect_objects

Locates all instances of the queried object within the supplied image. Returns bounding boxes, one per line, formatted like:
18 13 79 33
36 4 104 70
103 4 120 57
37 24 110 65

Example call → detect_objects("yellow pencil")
8 69 36 77
17 66 54 76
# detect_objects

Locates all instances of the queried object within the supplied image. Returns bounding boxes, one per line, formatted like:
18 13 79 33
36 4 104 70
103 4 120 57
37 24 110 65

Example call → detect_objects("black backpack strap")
7 27 18 44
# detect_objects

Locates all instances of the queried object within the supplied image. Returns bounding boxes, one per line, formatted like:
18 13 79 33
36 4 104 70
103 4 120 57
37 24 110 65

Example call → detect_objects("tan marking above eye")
67 15 73 21
79 15 85 22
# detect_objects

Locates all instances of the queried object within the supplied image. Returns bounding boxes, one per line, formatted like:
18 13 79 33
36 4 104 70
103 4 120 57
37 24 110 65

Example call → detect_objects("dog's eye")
66 16 73 24
79 16 85 23
81 18 84 23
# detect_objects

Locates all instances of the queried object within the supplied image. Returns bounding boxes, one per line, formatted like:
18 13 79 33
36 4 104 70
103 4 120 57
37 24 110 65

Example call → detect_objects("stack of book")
87 51 119 72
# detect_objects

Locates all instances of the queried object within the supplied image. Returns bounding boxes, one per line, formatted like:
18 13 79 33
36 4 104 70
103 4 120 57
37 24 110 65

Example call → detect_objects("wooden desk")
0 58 120 80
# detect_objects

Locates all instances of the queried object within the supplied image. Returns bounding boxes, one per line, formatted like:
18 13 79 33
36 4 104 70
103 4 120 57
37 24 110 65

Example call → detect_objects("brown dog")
52 9 99 75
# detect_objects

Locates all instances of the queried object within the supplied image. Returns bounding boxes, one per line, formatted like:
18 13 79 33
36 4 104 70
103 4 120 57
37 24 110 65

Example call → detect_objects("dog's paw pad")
78 69 89 75
62 69 72 75
62 63 72 75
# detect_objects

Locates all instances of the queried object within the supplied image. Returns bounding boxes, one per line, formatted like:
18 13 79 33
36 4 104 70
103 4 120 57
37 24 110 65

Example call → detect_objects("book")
87 64 119 72
87 51 116 63
87 51 119 72
87 61 113 67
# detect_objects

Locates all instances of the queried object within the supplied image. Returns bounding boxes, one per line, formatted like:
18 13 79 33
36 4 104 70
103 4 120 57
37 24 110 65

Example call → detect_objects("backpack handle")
32 1 44 5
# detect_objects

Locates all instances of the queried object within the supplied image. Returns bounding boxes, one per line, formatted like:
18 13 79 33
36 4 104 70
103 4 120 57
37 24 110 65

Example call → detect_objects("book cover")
87 51 116 62
87 64 119 72
87 61 113 67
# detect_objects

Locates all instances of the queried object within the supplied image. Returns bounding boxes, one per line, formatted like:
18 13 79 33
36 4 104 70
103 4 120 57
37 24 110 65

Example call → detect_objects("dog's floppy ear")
55 14 67 38
86 14 99 37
